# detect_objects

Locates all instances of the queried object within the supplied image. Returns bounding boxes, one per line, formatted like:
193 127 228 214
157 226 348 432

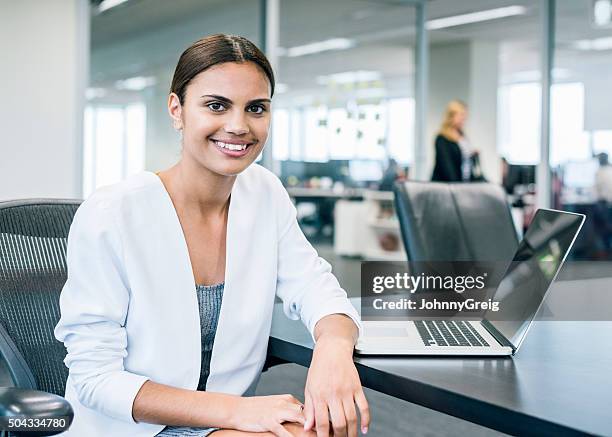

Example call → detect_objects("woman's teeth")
214 140 249 151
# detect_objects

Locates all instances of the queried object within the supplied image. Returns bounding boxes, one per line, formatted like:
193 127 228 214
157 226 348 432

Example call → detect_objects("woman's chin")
205 158 255 177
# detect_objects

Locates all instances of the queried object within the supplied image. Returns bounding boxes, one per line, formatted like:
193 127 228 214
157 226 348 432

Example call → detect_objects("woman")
55 34 369 437
431 100 483 182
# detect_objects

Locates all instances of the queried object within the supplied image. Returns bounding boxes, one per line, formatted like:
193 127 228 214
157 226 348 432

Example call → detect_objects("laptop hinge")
481 319 517 354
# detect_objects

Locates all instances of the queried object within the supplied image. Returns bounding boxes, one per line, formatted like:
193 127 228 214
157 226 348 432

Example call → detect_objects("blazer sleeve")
274 183 363 343
54 198 149 423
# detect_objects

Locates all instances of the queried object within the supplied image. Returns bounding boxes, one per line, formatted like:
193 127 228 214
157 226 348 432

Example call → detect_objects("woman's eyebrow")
200 94 271 105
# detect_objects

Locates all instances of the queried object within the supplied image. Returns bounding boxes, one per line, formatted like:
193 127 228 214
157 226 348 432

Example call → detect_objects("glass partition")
553 0 612 260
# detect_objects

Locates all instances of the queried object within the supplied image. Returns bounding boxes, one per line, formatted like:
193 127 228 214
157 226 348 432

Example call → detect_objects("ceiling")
89 0 612 98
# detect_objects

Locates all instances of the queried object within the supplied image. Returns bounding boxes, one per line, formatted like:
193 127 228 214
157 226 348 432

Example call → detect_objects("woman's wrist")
197 391 242 429
314 333 355 356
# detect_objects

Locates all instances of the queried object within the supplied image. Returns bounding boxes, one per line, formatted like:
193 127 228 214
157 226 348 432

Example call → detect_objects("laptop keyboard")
414 320 490 347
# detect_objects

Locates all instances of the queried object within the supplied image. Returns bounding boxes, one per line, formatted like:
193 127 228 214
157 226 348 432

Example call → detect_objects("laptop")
355 208 585 356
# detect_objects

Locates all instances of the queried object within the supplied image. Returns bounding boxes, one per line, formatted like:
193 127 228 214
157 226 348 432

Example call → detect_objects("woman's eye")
248 105 265 114
207 102 226 112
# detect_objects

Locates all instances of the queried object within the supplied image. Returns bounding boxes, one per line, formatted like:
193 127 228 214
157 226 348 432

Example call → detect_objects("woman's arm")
132 381 305 436
132 381 237 426
302 314 369 437
273 178 369 437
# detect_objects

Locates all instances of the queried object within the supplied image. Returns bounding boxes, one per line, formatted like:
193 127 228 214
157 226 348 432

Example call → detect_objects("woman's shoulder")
239 163 288 198
78 172 161 217
436 133 454 143
435 134 460 149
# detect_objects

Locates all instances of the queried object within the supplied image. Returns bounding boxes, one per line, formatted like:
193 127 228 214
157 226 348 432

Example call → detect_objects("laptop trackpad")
365 327 409 337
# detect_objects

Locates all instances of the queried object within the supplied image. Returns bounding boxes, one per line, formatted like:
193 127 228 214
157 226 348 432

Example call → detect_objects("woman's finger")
271 422 294 437
354 389 370 434
303 391 315 431
288 402 306 425
328 398 348 437
314 399 330 437
342 396 358 437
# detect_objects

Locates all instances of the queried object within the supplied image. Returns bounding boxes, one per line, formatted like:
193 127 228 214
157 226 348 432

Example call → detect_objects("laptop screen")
486 209 584 349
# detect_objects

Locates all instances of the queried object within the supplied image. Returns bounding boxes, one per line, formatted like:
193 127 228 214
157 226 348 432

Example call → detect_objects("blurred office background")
2 1 611 435
4 0 612 262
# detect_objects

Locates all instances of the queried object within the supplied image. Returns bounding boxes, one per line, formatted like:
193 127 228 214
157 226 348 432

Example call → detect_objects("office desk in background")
269 278 612 436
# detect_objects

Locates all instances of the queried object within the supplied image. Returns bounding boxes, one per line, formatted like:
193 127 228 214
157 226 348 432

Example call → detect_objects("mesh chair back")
0 199 80 396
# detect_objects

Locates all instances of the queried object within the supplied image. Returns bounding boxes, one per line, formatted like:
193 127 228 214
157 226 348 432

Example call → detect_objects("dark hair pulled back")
170 34 275 103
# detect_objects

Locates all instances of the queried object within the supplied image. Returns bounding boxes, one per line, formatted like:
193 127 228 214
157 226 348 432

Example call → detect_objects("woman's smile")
210 138 257 158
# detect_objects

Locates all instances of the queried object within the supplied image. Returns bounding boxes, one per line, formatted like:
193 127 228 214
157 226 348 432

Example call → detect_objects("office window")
355 104 386 160
328 107 357 159
303 106 329 162
498 82 590 165
551 82 589 165
387 98 414 165
83 103 146 197
272 99 411 164
593 130 612 155
272 109 290 160
498 83 541 164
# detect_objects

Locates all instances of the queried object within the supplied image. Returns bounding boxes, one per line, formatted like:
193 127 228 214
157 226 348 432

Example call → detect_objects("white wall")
0 0 88 200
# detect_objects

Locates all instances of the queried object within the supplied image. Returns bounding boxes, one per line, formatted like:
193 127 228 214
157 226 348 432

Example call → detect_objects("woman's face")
169 61 271 177
452 108 467 130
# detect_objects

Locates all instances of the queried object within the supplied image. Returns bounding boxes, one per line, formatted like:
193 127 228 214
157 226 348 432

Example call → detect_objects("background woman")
431 100 484 182
55 34 369 437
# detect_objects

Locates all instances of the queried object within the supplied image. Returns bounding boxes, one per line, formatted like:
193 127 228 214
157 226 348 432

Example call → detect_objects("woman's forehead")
187 62 271 99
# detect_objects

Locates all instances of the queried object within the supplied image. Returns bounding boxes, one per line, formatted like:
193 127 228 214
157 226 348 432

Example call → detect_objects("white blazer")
54 164 362 437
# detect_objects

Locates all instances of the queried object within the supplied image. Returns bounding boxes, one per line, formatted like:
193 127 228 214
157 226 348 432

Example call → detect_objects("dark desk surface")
269 278 612 436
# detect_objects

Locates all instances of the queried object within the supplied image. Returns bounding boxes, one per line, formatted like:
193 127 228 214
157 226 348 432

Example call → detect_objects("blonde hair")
438 100 467 143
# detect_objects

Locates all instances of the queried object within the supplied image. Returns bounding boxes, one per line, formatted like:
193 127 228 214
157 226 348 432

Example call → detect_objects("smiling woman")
54 33 369 437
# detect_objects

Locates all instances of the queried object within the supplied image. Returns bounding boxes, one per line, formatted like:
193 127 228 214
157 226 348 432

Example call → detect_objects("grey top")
155 282 224 436
195 281 224 391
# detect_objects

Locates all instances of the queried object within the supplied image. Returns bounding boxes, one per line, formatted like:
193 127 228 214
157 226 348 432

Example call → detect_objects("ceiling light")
316 70 382 85
282 38 355 57
426 5 527 30
508 68 572 82
115 76 157 91
593 0 612 27
97 0 129 13
572 36 612 50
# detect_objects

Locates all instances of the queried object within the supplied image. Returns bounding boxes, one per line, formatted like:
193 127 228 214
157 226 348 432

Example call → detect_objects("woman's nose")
224 111 250 135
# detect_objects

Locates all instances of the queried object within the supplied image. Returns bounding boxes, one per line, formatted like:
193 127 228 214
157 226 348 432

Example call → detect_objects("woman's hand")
230 394 306 437
303 335 370 437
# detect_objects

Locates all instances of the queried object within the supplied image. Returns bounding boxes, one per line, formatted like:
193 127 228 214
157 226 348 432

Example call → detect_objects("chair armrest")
0 388 73 436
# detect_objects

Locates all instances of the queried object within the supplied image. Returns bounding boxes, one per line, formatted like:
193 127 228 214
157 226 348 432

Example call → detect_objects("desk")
268 278 612 436
286 187 364 200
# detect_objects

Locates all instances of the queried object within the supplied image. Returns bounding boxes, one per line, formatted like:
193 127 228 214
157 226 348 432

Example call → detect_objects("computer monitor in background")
563 160 598 189
348 160 383 183
280 160 350 185
505 164 536 194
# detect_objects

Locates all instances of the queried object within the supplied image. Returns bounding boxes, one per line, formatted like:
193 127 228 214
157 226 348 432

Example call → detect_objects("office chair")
394 181 519 262
0 199 80 436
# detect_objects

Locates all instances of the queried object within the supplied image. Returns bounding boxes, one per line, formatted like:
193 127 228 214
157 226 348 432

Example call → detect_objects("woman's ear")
168 92 183 131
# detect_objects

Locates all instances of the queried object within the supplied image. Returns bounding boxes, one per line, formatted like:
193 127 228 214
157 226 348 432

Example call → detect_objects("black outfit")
432 134 463 182
431 134 485 182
